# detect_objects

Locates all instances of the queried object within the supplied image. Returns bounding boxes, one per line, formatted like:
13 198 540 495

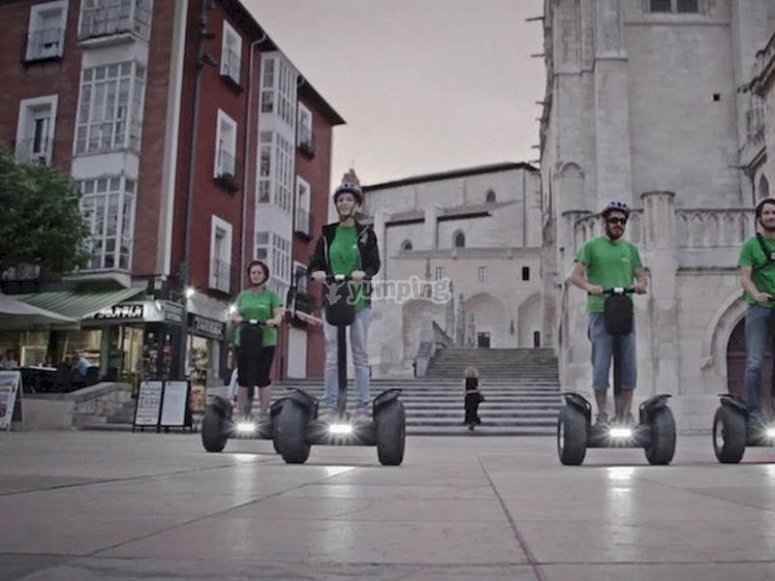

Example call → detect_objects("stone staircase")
273 347 562 436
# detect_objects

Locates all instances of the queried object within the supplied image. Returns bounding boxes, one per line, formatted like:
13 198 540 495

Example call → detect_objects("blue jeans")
744 304 775 416
588 313 637 391
323 308 372 409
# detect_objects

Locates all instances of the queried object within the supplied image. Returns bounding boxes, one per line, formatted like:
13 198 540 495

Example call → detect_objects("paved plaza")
1 430 775 580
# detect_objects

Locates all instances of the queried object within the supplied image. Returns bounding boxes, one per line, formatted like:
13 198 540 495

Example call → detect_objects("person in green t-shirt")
570 200 648 426
737 197 775 423
232 260 284 420
310 180 381 423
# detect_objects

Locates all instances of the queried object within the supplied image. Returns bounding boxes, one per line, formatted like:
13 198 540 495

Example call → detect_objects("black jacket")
309 221 381 306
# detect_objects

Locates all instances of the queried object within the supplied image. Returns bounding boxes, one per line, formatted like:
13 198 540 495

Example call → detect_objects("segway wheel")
557 405 587 465
712 405 746 464
201 405 229 453
644 406 676 465
276 399 311 464
375 400 406 466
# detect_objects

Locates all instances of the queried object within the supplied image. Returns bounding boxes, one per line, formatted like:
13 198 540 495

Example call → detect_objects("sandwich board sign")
0 371 22 430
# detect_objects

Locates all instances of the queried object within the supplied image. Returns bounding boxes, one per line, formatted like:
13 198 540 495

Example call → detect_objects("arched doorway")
726 319 773 414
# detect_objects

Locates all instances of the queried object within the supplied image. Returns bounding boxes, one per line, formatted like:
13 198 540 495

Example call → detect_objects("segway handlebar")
325 273 372 283
602 287 635 296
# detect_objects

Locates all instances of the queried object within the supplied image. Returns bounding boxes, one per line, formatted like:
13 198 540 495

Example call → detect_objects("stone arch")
401 239 413 251
464 292 508 348
556 162 585 212
453 230 465 248
759 175 770 200
517 292 542 348
485 189 496 203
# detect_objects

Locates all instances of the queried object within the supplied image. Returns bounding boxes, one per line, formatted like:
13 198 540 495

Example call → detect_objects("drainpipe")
179 0 218 378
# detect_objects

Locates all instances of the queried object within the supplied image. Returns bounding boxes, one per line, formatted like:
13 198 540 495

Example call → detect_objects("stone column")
640 191 679 398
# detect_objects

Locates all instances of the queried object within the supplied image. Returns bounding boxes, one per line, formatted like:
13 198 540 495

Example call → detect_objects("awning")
0 293 77 330
14 288 145 321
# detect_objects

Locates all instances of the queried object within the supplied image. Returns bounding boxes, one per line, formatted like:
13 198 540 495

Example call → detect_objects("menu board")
160 380 189 427
133 380 163 428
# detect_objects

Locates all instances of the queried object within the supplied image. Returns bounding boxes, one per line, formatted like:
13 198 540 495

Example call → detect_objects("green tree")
0 149 90 276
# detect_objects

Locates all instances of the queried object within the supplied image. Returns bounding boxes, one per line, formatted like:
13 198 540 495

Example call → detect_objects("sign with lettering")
160 380 189 427
94 303 145 321
188 314 225 340
0 371 21 430
133 380 163 427
160 301 185 325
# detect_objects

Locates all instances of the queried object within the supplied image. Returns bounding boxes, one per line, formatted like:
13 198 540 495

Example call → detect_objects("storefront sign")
94 303 145 321
188 314 225 340
160 301 184 325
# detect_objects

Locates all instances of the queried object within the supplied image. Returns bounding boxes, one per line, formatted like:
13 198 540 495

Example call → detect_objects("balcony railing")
78 2 152 43
220 48 243 89
214 149 239 193
294 207 313 237
13 138 52 165
297 130 315 158
25 27 63 62
209 258 234 294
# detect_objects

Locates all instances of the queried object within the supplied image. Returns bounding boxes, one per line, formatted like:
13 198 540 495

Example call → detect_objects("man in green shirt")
310 181 381 423
570 200 648 426
737 197 775 423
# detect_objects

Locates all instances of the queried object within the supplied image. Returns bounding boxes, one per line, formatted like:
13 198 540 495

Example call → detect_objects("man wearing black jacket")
309 182 380 422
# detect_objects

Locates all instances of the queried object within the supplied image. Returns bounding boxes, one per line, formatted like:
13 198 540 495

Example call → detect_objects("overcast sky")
243 0 546 188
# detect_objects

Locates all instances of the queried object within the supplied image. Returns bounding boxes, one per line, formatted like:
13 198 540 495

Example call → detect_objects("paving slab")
1 431 775 580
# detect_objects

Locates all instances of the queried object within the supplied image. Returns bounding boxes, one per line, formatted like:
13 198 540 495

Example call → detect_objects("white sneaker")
317 407 337 423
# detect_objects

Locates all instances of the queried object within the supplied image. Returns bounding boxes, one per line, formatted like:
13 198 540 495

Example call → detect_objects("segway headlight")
609 426 633 439
328 423 353 435
235 421 257 434
766 427 775 439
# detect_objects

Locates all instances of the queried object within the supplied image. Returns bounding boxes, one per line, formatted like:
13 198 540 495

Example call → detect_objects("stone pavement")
1 431 775 580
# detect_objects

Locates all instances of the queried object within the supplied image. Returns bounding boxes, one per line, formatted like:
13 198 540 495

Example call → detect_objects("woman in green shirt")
233 260 284 420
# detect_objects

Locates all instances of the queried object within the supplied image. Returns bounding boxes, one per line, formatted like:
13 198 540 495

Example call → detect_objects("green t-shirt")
738 235 775 306
329 224 366 311
235 288 283 346
575 236 643 313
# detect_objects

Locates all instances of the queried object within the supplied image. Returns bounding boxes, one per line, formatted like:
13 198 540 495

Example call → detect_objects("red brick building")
0 0 340 385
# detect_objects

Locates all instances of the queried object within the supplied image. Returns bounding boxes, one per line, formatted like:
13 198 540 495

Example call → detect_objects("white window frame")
78 0 153 41
293 261 308 294
15 95 59 165
297 102 313 150
74 61 146 155
220 20 242 86
646 0 701 13
295 176 311 236
435 266 445 281
26 1 67 61
478 266 488 282
215 110 237 179
79 175 136 271
210 216 233 293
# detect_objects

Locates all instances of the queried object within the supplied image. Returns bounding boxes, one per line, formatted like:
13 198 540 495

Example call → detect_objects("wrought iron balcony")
294 207 314 238
25 27 63 62
214 149 240 193
13 138 52 165
220 48 243 90
209 258 235 295
297 130 315 158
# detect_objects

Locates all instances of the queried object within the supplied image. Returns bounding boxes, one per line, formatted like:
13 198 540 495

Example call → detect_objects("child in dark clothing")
463 366 484 431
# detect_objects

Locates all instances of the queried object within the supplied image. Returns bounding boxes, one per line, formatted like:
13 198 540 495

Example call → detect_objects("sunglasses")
607 217 627 225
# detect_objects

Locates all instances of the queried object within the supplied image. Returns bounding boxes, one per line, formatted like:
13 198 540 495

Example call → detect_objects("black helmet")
601 200 631 218
333 182 363 205
755 197 775 219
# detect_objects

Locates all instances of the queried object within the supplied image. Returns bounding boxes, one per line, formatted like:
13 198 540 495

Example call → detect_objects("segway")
201 320 282 453
274 274 406 465
557 287 677 465
713 318 775 462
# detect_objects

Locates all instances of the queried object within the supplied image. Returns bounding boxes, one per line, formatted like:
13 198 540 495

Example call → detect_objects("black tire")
557 405 587 465
712 405 746 464
276 400 311 464
201 405 228 453
644 406 676 465
375 400 406 466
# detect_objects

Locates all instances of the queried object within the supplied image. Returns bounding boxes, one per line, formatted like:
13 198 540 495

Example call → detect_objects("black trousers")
464 392 480 424
237 324 275 390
